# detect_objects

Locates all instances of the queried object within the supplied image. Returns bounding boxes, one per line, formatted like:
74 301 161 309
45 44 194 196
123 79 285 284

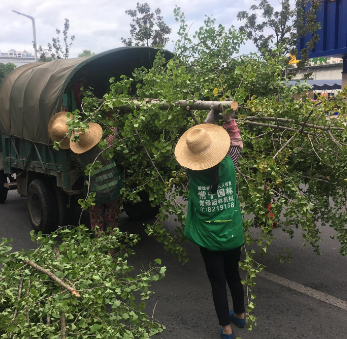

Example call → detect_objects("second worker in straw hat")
69 123 123 240
174 107 245 339
48 111 123 241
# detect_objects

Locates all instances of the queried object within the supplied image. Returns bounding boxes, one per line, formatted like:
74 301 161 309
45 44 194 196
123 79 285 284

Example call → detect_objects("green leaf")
90 324 102 333
54 271 64 279
235 66 243 74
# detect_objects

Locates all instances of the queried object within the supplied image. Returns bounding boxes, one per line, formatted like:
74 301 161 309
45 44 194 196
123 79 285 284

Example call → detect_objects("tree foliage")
0 63 16 84
237 0 321 64
121 2 172 47
35 19 75 61
78 50 96 58
0 226 165 338
65 7 347 329
3 7 347 334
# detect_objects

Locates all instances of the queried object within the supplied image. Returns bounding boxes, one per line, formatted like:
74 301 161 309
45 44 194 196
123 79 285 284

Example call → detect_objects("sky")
0 0 282 58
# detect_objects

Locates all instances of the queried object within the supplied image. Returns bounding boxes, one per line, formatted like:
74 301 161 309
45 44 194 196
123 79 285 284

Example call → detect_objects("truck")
0 47 169 233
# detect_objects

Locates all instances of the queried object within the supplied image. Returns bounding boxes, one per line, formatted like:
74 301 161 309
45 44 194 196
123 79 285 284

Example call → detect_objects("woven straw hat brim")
175 124 230 171
70 123 103 154
47 111 70 149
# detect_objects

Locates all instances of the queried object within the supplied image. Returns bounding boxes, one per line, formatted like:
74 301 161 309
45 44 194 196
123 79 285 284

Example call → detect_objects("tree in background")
0 62 17 83
78 49 96 58
35 19 75 61
237 0 320 65
121 2 172 47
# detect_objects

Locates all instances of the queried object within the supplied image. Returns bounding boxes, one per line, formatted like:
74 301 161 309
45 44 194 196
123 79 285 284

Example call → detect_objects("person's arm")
204 106 243 168
105 127 117 147
223 108 243 168
223 119 243 168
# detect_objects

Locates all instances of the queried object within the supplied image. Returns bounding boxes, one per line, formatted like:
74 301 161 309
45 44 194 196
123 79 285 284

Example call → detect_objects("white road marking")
259 270 347 311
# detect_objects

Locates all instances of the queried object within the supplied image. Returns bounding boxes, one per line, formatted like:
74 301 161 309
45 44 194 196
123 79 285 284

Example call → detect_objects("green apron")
79 147 123 204
184 156 244 251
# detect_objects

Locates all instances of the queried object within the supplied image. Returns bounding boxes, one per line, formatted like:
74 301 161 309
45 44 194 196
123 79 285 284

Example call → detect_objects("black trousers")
200 246 245 326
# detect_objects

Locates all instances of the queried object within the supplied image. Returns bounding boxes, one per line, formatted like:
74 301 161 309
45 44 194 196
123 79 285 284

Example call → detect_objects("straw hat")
70 123 103 154
48 111 70 149
175 124 230 171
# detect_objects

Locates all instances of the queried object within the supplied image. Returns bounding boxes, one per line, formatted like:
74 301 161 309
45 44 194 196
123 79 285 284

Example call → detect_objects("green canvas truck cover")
0 47 172 145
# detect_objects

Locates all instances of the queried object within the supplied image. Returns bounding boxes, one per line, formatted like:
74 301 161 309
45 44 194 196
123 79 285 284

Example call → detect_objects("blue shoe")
229 311 245 328
220 328 233 339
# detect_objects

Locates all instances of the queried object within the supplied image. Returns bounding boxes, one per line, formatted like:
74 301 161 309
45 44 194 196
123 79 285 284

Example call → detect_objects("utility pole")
12 10 38 62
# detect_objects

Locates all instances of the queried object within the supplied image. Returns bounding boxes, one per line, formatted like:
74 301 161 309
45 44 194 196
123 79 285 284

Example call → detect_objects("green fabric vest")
87 161 123 204
184 156 244 251
79 147 123 204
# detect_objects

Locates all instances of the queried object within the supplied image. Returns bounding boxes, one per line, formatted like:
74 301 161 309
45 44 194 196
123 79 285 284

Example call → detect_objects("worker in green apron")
69 122 123 239
48 109 122 241
175 108 244 339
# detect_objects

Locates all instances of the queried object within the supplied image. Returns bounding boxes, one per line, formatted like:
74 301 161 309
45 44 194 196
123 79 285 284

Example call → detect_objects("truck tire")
123 191 160 220
28 179 58 233
0 170 9 204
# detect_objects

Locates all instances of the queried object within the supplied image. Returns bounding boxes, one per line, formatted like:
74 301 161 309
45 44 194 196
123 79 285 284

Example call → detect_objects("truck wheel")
28 179 58 233
123 191 160 220
0 170 9 204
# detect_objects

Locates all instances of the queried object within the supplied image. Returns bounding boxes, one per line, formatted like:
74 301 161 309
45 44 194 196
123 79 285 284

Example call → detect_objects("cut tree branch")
190 110 200 125
47 300 51 325
238 120 304 133
0 263 28 283
23 259 80 297
273 132 298 159
307 135 323 163
26 280 31 324
61 311 66 338
243 116 344 131
9 277 24 338
111 99 239 112
327 130 343 148
300 105 317 134
102 99 345 133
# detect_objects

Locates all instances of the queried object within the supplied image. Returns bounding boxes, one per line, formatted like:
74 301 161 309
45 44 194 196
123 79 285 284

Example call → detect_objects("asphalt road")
1 190 347 339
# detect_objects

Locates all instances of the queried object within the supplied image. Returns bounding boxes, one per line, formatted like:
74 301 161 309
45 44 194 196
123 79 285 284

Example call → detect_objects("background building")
294 56 343 82
0 49 51 66
0 49 35 66
289 56 343 98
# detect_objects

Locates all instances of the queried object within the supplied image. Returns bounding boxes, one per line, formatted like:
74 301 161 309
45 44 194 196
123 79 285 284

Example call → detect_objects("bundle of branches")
0 226 165 338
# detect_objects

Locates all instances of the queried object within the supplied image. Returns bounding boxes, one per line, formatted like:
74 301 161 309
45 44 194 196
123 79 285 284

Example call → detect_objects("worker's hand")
222 105 236 122
204 106 216 124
